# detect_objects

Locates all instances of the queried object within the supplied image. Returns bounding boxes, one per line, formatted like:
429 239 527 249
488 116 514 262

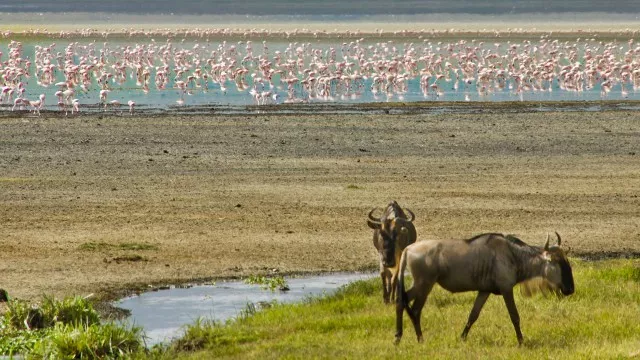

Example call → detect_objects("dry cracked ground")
0 109 639 304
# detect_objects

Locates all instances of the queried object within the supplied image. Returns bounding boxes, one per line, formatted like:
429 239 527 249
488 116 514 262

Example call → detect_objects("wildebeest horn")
368 208 382 225
555 231 562 246
544 233 550 251
405 208 415 222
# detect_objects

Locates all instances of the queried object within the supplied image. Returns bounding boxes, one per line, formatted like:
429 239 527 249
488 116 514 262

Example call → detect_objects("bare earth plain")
0 108 639 305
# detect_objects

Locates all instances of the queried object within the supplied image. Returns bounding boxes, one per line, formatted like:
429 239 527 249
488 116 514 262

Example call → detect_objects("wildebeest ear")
367 220 381 229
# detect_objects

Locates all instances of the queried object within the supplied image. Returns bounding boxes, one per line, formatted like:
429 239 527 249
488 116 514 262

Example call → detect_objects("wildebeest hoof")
393 336 401 346
417 335 424 343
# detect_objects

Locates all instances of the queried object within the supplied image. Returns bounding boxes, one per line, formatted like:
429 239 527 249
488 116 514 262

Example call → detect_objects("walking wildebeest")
367 201 417 304
395 232 574 345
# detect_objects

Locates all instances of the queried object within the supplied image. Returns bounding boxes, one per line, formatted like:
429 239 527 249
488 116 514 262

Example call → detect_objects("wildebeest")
367 201 417 304
395 232 574 345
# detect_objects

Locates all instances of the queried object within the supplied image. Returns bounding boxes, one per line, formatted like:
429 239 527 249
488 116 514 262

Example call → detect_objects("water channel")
115 272 376 346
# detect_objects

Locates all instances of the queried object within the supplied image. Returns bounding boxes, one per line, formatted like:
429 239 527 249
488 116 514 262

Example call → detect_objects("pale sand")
1 12 639 34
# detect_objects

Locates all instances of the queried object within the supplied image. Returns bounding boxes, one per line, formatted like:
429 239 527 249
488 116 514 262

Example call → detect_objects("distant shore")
1 12 640 36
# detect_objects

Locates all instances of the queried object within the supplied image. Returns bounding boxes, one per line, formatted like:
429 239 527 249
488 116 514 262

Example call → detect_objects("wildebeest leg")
461 291 490 341
407 282 433 343
395 283 421 344
381 266 391 304
390 268 398 303
502 289 524 345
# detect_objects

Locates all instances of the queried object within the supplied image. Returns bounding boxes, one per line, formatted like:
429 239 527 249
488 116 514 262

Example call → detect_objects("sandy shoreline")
1 13 640 36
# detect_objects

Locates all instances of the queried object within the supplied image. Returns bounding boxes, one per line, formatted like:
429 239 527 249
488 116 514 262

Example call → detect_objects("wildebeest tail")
396 247 409 310
395 247 409 342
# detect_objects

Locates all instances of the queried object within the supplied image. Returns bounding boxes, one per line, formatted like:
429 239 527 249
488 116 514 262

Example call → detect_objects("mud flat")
0 107 638 306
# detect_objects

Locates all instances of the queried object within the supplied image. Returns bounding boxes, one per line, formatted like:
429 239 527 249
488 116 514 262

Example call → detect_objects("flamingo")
128 100 135 115
71 99 80 114
99 89 109 108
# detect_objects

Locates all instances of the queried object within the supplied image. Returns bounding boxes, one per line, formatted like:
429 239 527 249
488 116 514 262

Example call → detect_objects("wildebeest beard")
559 257 575 295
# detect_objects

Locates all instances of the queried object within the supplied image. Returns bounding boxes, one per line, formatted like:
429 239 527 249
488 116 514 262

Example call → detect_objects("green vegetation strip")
1 260 639 359
78 242 159 251
164 259 640 359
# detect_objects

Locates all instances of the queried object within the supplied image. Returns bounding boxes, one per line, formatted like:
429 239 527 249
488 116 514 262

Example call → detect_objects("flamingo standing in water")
71 99 80 114
27 94 45 116
99 89 109 109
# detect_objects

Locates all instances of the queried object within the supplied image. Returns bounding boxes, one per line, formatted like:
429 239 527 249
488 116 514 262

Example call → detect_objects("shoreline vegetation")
1 259 639 358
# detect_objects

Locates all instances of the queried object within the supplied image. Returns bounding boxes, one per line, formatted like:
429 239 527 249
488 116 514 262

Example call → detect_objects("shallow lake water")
3 33 640 113
115 272 375 346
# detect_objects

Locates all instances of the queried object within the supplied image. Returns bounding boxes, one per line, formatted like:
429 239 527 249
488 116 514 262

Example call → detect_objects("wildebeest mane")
464 232 504 243
505 234 527 247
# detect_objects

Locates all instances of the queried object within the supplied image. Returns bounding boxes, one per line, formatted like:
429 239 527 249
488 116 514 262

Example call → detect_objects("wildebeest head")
367 204 415 268
541 232 575 296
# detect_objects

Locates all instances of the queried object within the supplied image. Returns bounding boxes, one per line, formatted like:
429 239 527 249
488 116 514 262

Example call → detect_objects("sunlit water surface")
116 273 375 346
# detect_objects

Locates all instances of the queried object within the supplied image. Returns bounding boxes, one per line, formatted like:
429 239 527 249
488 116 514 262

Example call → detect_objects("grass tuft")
244 275 289 292
1 295 140 357
40 295 101 327
29 322 143 359
79 241 159 251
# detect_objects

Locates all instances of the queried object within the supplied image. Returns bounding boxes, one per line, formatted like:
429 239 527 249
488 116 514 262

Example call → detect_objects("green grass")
1 295 143 358
244 275 290 292
156 259 640 359
0 327 47 357
79 242 159 251
3 260 639 359
28 322 143 359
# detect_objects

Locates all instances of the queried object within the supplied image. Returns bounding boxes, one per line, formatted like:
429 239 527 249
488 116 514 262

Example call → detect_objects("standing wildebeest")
395 232 574 345
367 201 417 304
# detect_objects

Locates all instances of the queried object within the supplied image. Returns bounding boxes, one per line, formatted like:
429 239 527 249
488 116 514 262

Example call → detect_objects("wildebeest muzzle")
382 234 396 267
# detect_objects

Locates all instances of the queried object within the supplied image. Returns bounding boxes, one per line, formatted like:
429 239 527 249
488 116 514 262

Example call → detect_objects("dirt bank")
0 109 638 302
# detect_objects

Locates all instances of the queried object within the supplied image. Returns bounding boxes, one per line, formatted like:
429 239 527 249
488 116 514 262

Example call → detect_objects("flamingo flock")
1 33 640 114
